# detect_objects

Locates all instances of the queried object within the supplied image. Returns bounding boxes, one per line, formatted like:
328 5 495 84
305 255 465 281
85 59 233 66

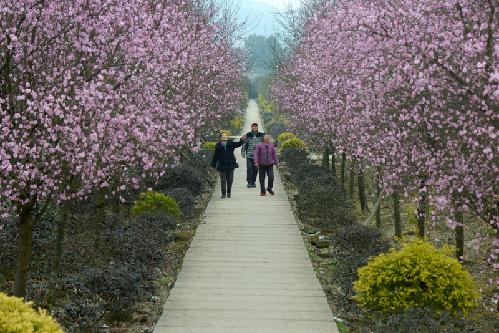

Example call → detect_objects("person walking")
241 123 264 188
253 134 278 196
211 132 246 199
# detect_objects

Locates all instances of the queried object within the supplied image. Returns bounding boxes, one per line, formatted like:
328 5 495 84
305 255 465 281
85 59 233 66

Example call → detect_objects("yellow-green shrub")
258 96 276 114
257 95 267 110
230 115 243 132
263 101 276 114
280 138 308 154
404 200 418 224
404 202 418 234
131 191 181 218
202 141 216 151
0 292 64 333
353 240 478 315
278 132 297 145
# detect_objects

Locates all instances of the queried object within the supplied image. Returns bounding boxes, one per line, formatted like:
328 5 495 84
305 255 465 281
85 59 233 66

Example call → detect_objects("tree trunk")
340 153 346 185
417 181 427 238
393 191 402 238
322 147 330 170
111 193 121 216
331 147 337 177
47 201 71 303
13 204 34 298
455 212 464 261
348 159 355 200
375 172 382 227
94 188 106 249
358 169 370 214
364 193 383 225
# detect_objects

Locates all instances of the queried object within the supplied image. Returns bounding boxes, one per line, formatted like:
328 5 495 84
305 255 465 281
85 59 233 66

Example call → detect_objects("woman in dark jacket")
211 132 247 198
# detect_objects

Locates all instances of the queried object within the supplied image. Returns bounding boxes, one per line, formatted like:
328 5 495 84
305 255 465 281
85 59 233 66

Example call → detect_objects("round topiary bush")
280 137 308 154
354 240 478 315
278 132 297 145
0 292 64 333
131 191 181 218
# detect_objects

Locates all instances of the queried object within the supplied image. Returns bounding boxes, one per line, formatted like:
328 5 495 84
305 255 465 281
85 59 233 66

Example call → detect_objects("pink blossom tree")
273 0 497 256
0 0 243 297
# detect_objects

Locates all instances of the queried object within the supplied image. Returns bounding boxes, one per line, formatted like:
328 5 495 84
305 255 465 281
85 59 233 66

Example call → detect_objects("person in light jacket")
211 132 246 198
253 134 278 196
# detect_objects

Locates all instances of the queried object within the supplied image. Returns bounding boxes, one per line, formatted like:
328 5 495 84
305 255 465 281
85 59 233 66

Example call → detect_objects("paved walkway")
154 100 338 333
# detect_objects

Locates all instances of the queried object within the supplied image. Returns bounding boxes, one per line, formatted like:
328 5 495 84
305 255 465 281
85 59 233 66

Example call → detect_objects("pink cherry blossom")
272 0 498 278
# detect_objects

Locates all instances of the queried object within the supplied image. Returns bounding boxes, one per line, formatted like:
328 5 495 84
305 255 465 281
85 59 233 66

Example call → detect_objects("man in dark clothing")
241 123 264 188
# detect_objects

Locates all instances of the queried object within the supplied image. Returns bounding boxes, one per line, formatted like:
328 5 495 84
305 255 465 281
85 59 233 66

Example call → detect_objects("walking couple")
211 123 278 198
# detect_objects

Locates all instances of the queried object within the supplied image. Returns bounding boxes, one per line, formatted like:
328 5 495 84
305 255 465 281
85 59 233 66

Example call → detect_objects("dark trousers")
220 169 235 195
258 165 274 193
246 158 258 184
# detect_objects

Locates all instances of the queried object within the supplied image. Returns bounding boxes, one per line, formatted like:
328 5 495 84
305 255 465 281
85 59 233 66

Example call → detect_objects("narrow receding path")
153 100 338 333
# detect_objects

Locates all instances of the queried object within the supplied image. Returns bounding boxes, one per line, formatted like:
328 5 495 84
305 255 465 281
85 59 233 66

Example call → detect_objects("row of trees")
272 0 497 260
0 0 243 297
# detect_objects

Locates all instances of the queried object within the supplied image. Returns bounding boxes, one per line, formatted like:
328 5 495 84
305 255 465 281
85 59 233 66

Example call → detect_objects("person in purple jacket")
253 134 279 196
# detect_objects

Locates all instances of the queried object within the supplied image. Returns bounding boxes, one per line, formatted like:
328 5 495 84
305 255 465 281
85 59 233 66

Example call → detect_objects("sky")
237 0 302 36
256 0 301 9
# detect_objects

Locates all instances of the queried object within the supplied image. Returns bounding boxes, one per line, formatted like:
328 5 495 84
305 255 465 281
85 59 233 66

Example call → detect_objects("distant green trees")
244 34 283 74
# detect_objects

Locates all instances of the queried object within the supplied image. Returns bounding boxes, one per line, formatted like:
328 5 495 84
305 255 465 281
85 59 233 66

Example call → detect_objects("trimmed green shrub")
0 292 64 333
296 174 355 228
159 164 206 195
0 208 57 280
354 240 478 315
331 223 390 311
285 160 356 228
164 188 196 217
262 112 273 124
80 264 142 321
131 191 180 218
182 148 213 172
278 132 297 145
265 121 286 141
280 146 309 170
277 132 297 144
0 218 20 280
58 211 176 328
372 307 476 333
106 212 175 264
280 137 308 154
291 164 333 188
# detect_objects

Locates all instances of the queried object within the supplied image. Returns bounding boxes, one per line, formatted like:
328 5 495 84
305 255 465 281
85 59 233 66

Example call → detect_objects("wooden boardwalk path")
153 100 338 333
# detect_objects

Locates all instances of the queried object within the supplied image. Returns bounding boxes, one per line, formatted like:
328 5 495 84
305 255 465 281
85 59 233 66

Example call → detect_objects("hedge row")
280 144 481 332
0 149 214 330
